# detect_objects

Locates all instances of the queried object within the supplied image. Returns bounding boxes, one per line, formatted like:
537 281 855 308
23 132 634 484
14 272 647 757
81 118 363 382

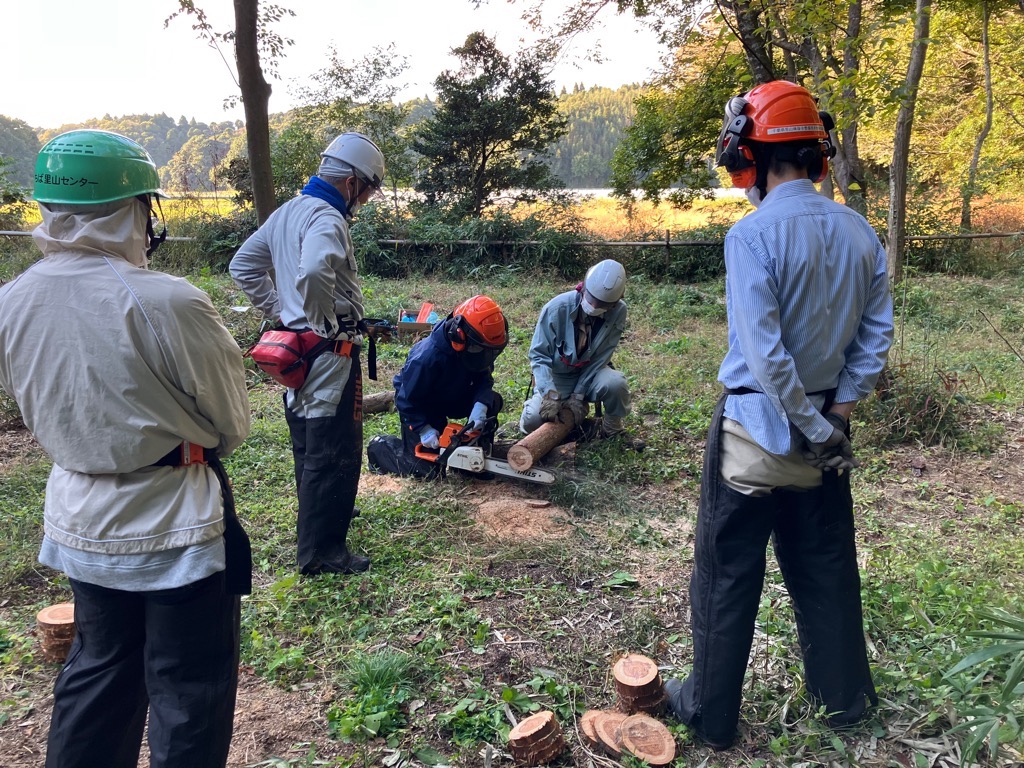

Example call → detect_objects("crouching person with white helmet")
230 132 385 576
0 130 252 768
520 259 634 442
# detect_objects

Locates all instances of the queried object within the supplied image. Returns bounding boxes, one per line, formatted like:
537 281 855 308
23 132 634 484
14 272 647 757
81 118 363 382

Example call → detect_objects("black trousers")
45 572 240 768
677 396 876 745
285 355 363 570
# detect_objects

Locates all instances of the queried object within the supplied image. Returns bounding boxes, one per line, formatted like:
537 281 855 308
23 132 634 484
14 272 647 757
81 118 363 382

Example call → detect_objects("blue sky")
5 0 663 128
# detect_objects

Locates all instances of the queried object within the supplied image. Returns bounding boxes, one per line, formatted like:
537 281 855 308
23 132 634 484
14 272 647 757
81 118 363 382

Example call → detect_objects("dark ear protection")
445 315 468 352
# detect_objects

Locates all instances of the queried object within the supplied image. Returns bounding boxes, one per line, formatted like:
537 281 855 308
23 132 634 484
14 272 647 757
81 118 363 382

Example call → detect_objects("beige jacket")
0 201 250 555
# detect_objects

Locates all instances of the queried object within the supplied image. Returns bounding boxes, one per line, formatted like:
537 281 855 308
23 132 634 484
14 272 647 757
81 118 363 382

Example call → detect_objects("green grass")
2 271 1024 766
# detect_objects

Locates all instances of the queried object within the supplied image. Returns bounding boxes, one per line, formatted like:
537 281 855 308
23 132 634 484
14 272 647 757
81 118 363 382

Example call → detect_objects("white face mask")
744 186 764 208
581 296 606 317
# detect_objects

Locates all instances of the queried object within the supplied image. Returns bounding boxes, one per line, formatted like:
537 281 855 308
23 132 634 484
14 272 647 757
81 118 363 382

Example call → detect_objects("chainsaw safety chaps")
285 355 363 571
678 395 876 744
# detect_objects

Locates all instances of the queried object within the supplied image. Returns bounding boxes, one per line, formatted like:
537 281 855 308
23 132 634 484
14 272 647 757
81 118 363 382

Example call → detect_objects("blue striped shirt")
719 179 894 455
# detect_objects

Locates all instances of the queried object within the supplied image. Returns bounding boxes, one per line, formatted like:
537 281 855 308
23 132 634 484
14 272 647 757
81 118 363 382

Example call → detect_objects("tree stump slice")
579 710 602 749
508 710 565 764
592 711 628 758
37 602 76 663
619 714 676 766
508 418 575 471
613 653 664 714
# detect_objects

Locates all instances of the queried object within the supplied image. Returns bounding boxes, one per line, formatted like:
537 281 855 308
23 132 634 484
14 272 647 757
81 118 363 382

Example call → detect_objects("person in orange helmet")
663 80 893 749
367 296 508 477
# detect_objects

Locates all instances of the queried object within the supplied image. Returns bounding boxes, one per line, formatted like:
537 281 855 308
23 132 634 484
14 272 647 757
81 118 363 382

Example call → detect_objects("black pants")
677 396 876 745
45 572 240 768
285 355 363 570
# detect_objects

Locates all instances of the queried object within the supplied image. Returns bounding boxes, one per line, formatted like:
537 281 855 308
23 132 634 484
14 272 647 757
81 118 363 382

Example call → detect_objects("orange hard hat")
715 80 834 188
447 295 508 352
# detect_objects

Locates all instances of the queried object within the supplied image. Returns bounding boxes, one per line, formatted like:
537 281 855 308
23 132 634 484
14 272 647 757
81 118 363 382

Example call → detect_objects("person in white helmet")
519 259 632 438
230 132 385 576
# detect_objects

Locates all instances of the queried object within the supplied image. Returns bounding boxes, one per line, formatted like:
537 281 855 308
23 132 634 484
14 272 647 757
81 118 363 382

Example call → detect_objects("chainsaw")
414 422 556 485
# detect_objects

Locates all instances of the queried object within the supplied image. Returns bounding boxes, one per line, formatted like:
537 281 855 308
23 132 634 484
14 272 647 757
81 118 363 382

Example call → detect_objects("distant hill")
0 85 641 194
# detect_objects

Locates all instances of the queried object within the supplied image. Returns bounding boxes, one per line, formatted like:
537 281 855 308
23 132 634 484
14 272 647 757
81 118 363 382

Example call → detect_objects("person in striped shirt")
664 81 894 749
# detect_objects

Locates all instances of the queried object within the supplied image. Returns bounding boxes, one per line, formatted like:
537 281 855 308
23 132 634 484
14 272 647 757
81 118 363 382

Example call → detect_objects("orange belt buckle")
180 441 207 466
334 340 354 357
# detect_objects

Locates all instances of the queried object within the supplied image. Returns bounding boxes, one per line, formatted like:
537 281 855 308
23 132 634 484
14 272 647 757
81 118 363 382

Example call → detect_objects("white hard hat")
584 259 626 303
320 132 385 188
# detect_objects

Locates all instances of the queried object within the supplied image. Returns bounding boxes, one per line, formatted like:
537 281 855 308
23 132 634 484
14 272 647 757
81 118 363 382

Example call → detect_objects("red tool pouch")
246 329 356 389
246 329 310 388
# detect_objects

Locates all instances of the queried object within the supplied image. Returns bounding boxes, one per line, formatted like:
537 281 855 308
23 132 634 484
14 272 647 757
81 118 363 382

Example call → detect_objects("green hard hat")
34 130 164 205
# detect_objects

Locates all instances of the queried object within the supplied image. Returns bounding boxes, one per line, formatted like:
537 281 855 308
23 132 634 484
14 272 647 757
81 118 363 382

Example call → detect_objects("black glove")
566 393 587 426
538 390 562 423
801 413 859 471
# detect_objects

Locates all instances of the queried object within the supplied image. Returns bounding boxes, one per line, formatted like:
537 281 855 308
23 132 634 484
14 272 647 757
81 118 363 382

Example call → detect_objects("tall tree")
960 0 993 231
412 32 567 219
169 2 294 224
886 0 933 284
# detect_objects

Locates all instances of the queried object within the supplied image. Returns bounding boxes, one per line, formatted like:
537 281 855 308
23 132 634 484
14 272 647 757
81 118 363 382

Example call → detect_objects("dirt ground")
3 412 1024 767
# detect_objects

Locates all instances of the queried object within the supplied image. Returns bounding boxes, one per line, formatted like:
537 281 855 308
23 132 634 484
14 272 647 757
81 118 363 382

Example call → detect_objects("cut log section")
507 417 576 472
619 714 676 766
592 711 628 758
507 710 565 765
579 709 602 749
363 391 394 414
37 602 76 663
613 653 665 714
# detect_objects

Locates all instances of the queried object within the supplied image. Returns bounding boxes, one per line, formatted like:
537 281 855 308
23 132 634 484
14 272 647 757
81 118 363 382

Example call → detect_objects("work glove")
801 413 859 471
538 390 563 423
419 427 440 451
566 393 587 425
468 401 489 430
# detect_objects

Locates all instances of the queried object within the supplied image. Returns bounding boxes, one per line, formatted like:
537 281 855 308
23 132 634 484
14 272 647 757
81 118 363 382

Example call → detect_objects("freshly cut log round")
619 714 676 766
37 603 75 635
579 710 602 748
37 602 76 663
613 653 661 694
508 710 565 764
592 711 628 757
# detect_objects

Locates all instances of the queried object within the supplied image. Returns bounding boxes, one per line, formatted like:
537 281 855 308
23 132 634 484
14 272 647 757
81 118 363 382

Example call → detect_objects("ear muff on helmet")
446 315 469 352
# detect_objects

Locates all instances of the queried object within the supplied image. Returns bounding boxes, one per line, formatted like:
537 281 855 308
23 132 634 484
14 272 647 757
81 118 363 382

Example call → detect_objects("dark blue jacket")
394 322 498 434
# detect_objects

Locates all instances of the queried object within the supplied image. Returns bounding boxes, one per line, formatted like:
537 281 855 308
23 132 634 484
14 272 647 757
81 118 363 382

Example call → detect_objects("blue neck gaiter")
301 175 349 218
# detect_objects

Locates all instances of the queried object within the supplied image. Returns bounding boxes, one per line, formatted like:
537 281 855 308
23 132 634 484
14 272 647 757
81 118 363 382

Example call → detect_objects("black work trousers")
677 397 876 746
45 572 240 768
285 355 363 570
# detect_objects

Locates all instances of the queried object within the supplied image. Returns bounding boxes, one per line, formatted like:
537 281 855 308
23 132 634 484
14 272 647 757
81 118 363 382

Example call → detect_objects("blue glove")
419 427 440 450
469 401 489 430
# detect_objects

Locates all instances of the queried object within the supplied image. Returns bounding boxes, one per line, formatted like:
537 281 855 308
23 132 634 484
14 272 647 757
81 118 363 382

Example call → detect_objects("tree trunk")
233 0 276 225
886 0 932 285
836 0 867 215
960 0 993 232
727 0 776 83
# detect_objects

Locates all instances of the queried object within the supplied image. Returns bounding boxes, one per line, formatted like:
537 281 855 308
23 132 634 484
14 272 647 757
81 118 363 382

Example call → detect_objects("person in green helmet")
0 130 251 768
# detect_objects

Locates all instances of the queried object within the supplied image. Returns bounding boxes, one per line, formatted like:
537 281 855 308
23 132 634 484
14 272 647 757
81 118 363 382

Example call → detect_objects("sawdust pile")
472 499 572 541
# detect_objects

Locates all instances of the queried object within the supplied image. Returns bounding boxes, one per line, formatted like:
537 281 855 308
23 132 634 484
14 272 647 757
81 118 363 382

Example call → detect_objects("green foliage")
548 85 644 188
0 115 40 189
945 607 1024 766
327 650 417 744
412 32 567 220
351 199 589 280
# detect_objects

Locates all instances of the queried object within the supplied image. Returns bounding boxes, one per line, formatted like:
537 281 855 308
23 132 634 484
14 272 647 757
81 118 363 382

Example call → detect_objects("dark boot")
300 548 370 576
